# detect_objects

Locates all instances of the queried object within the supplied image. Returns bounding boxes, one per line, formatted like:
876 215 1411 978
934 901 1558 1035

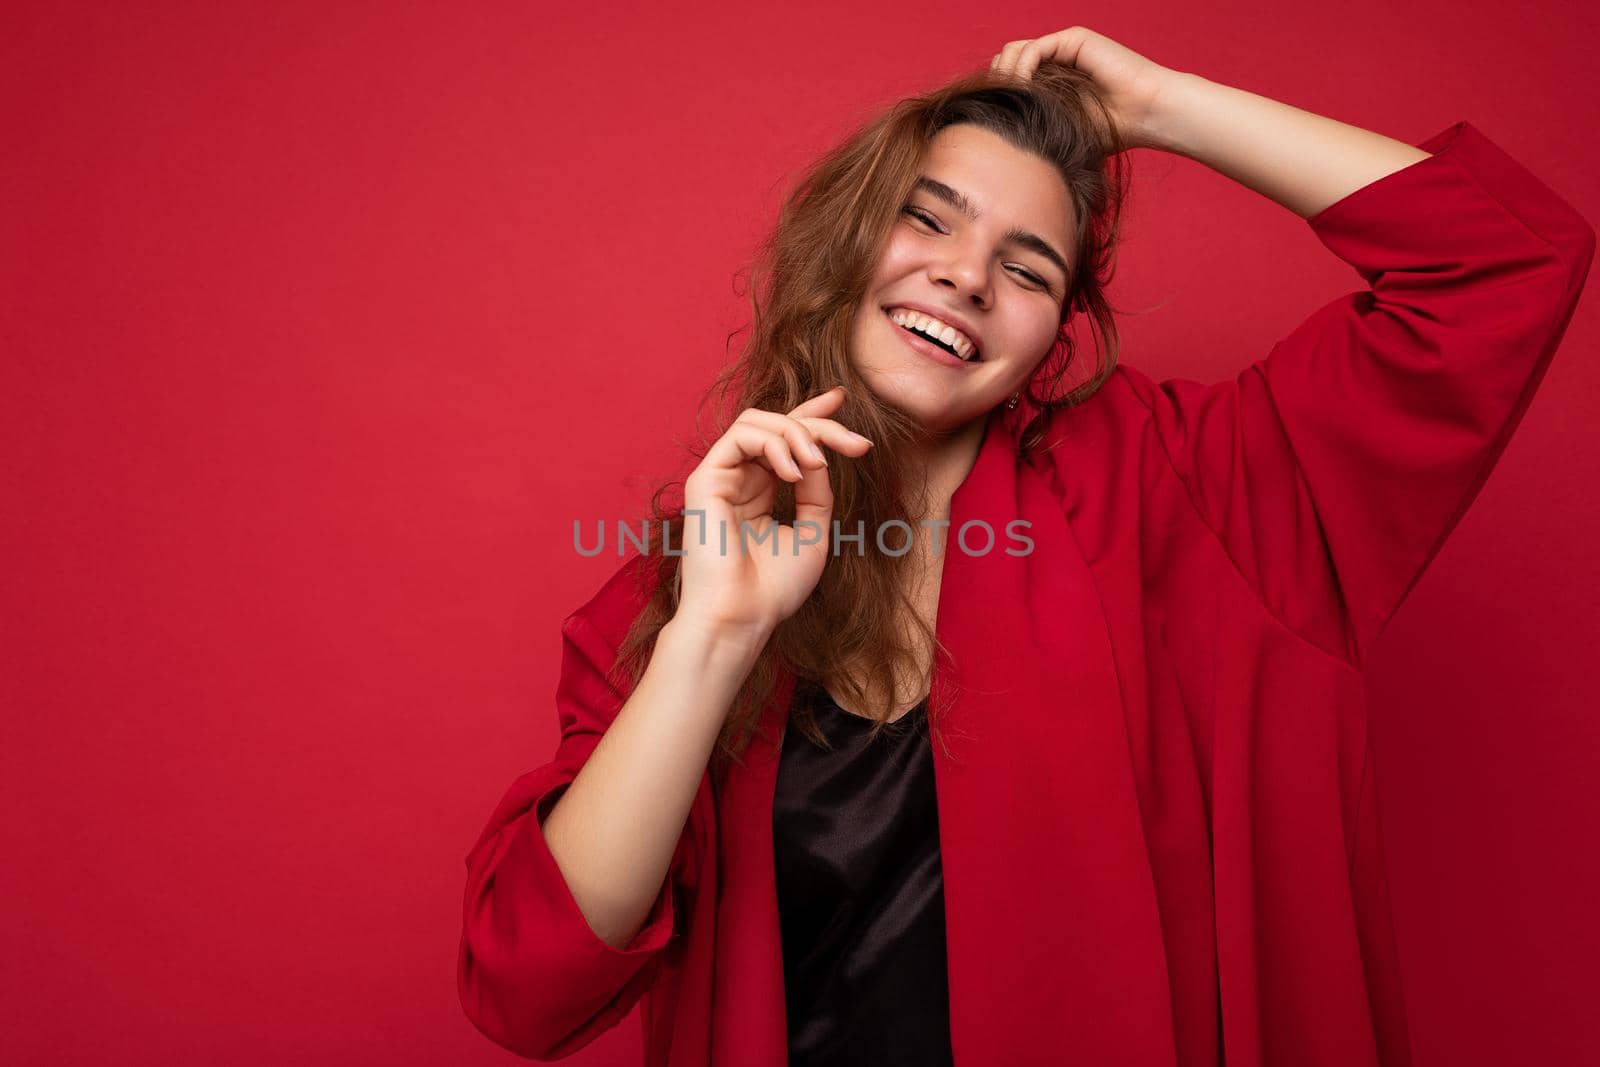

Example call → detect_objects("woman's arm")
1144 72 1430 219
990 27 1427 217
458 557 760 1059
1129 116 1593 666
540 612 763 949
461 390 860 1058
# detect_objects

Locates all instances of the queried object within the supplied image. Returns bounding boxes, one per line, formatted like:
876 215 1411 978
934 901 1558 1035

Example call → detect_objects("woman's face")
849 124 1076 432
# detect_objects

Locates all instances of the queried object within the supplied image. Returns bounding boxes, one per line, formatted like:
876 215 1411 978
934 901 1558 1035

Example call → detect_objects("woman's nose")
931 249 991 307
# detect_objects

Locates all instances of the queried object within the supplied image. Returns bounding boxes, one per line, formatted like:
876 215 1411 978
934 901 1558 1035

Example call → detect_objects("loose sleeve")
1137 120 1595 668
457 559 700 1060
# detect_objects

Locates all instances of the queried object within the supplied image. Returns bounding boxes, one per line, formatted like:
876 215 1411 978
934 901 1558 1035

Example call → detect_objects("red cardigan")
458 121 1594 1066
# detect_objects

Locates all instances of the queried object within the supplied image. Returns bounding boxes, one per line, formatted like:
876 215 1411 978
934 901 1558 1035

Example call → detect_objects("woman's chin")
851 359 987 431
871 389 976 434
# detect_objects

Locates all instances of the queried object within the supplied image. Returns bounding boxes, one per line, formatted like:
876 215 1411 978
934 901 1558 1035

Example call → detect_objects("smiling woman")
458 28 1594 1067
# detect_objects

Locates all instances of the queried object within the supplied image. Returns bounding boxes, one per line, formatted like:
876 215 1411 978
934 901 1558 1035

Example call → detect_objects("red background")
5 2 1597 1063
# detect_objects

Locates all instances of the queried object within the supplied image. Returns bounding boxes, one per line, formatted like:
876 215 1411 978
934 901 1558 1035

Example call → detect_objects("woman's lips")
885 309 976 368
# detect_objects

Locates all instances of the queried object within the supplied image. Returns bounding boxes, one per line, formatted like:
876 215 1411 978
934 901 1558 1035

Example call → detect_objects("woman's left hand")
990 27 1182 152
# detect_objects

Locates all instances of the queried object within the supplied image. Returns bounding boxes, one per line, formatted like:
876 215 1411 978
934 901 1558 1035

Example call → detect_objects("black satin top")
772 680 955 1066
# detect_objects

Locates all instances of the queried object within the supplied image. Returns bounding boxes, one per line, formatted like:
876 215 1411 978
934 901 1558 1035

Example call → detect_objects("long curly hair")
609 63 1132 775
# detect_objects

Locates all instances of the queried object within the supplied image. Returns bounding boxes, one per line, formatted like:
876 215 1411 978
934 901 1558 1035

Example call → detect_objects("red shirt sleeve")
457 558 700 1059
1133 120 1595 668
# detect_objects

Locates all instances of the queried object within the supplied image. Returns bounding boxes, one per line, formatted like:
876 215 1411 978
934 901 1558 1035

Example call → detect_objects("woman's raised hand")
673 386 872 641
990 27 1181 153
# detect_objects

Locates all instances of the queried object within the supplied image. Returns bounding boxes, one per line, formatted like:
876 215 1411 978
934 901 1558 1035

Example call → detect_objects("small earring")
1005 392 1021 410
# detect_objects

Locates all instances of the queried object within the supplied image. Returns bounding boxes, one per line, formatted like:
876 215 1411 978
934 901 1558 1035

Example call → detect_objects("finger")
1016 40 1041 80
717 420 805 480
785 385 847 419
993 39 1031 75
736 409 870 464
791 450 834 532
762 433 805 482
735 407 847 443
704 422 801 479
1023 27 1084 79
1017 34 1062 81
733 409 824 470
792 416 873 456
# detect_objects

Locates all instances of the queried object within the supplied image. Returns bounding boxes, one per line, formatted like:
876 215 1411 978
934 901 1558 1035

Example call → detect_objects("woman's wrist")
1136 69 1210 158
658 610 772 672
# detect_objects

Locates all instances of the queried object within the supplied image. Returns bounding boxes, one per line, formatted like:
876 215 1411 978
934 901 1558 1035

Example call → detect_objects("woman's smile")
885 308 982 369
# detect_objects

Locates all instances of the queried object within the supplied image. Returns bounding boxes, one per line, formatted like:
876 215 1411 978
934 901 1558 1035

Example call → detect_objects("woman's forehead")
916 126 1077 244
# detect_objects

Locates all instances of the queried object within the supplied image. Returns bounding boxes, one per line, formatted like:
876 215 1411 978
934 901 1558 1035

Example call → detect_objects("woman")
458 28 1594 1067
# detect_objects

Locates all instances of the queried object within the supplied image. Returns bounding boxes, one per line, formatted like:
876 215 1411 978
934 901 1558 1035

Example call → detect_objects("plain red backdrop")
4 2 1597 1064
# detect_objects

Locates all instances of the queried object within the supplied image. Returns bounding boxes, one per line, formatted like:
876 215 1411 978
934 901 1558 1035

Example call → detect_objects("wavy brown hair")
609 63 1131 776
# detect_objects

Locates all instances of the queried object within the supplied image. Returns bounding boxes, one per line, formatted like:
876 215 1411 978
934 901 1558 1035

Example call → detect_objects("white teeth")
888 308 978 361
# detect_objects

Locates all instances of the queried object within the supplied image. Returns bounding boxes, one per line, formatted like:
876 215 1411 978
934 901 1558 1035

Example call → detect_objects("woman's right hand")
673 386 872 641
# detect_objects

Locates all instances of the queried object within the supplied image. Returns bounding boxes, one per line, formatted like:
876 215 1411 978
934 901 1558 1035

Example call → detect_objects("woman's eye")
903 205 1051 292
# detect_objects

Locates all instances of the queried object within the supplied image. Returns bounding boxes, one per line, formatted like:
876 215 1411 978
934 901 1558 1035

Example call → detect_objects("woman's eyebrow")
913 175 1072 281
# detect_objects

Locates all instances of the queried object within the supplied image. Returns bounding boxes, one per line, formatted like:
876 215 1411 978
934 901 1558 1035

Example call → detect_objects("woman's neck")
903 410 989 523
